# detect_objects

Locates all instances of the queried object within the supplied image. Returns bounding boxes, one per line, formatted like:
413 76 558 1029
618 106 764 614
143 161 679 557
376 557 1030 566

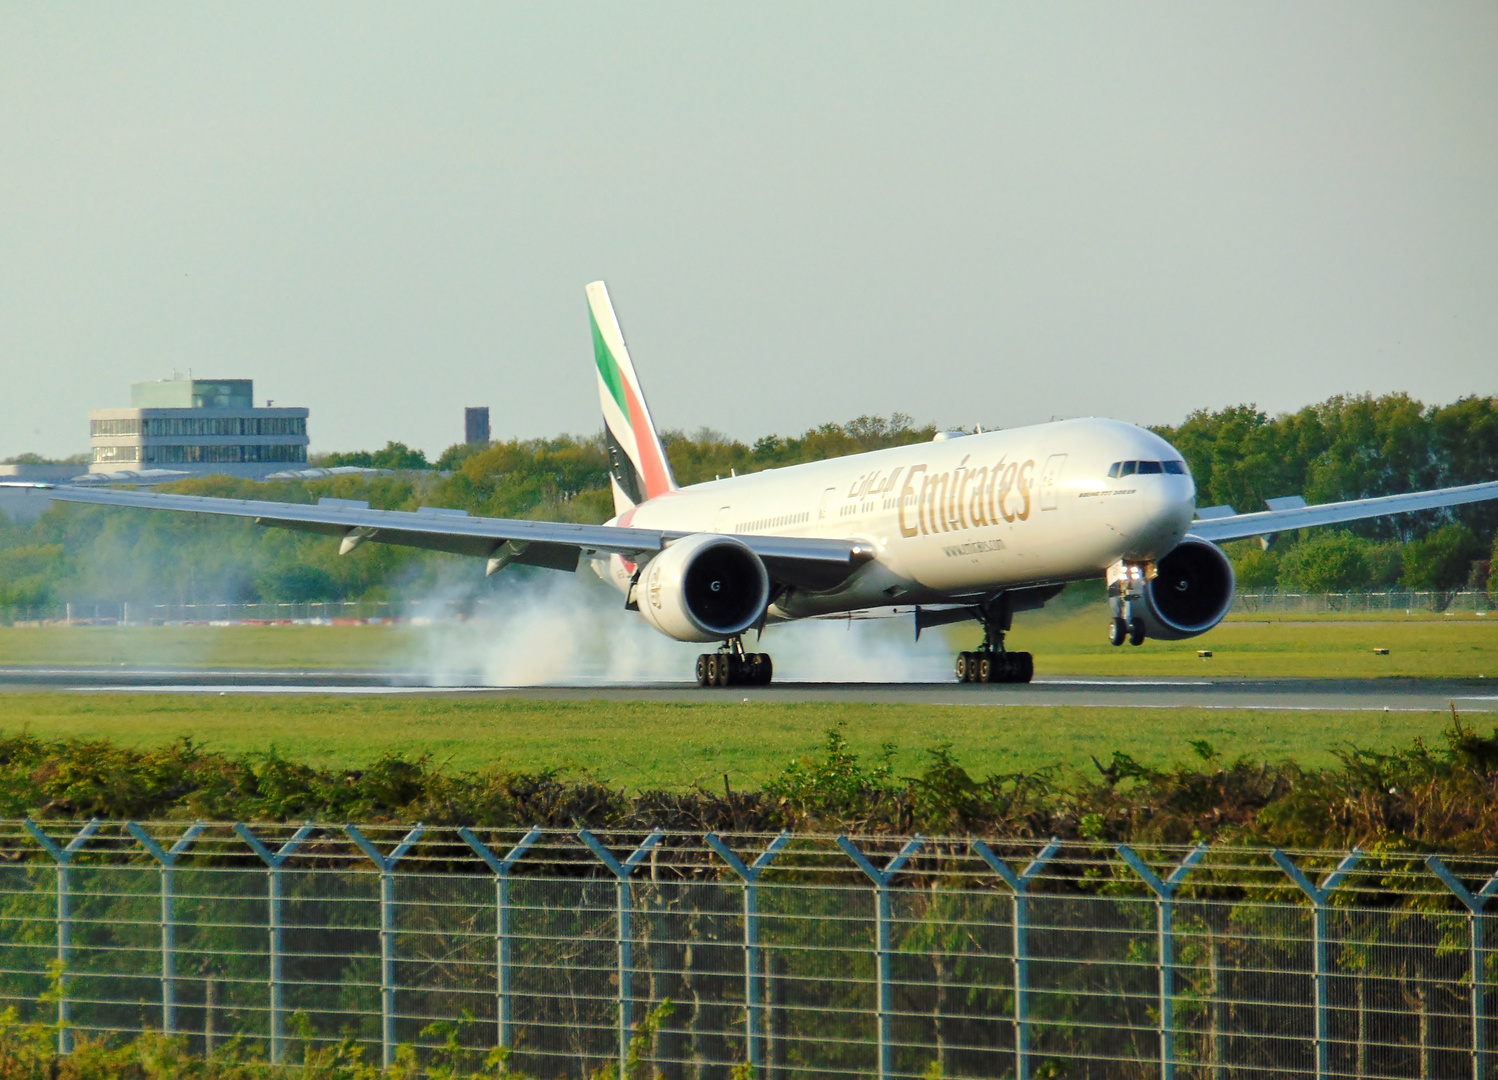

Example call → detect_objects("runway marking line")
63 686 1490 713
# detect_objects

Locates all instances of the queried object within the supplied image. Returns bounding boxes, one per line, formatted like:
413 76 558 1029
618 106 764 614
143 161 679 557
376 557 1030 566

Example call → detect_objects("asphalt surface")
0 665 1492 711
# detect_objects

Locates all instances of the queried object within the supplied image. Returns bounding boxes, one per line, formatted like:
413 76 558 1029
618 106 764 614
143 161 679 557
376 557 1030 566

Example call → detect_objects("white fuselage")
596 417 1196 621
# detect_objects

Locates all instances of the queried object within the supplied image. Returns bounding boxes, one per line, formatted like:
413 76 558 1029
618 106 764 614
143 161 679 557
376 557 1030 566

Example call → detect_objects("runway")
0 665 1492 711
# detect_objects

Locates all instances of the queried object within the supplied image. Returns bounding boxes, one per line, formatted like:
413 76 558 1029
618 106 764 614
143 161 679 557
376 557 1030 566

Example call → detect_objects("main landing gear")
956 649 1033 684
695 637 773 687
955 596 1034 684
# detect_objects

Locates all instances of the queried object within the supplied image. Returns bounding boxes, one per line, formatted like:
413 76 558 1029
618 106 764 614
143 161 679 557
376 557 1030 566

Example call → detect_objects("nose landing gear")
1107 560 1152 647
1108 615 1147 647
694 637 773 687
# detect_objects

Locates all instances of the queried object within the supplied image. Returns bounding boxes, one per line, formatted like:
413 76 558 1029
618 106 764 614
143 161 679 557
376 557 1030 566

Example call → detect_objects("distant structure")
465 406 490 446
89 377 309 479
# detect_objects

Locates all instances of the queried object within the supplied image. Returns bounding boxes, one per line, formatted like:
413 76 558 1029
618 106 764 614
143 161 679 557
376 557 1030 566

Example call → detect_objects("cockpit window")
1109 459 1187 478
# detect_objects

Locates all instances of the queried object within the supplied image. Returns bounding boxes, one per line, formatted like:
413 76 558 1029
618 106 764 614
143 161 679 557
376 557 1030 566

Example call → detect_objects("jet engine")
636 534 771 643
1137 536 1236 641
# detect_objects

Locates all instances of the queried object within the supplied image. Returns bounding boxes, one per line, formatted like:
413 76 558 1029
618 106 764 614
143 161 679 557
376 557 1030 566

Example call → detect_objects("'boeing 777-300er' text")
34 283 1498 686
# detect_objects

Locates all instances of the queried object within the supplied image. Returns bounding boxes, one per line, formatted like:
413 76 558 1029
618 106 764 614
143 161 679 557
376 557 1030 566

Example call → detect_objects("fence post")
1272 849 1362 1080
459 826 543 1051
579 829 665 1079
24 819 100 1054
1118 843 1208 1080
1425 856 1498 1080
973 838 1062 1080
126 822 206 1036
236 823 315 1064
706 830 791 1074
838 835 924 1080
345 824 425 1069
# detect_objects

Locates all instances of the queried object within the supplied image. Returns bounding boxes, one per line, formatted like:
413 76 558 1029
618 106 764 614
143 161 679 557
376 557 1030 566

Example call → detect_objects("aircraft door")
1039 454 1068 511
817 487 838 521
713 506 734 533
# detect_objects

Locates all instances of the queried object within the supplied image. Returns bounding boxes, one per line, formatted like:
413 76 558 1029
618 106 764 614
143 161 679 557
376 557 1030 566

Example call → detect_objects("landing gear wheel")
1109 618 1127 647
748 653 773 686
954 649 1034 684
1128 618 1146 646
695 650 774 687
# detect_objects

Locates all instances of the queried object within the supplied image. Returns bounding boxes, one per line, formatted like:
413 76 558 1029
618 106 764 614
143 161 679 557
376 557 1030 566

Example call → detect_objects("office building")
89 378 309 479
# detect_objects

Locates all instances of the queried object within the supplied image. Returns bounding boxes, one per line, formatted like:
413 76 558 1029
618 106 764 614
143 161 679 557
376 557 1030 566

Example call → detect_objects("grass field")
1 605 1493 678
0 692 1470 790
0 609 1489 790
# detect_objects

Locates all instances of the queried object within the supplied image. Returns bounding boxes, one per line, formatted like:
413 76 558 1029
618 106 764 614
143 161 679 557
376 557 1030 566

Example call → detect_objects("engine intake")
636 534 771 643
1139 537 1236 641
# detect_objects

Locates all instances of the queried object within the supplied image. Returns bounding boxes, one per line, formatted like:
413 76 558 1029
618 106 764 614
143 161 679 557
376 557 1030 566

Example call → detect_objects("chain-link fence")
3 590 1491 627
0 600 412 627
1231 590 1492 615
2 822 1497 1079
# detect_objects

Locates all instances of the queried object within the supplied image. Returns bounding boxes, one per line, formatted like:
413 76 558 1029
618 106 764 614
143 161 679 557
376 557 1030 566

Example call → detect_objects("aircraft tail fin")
587 281 678 514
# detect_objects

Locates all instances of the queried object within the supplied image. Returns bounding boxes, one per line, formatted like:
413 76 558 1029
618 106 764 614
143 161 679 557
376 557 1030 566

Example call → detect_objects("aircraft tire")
955 652 973 683
696 655 710 686
1128 618 1146 646
751 653 773 686
1013 651 1034 683
1108 618 1127 647
977 655 992 683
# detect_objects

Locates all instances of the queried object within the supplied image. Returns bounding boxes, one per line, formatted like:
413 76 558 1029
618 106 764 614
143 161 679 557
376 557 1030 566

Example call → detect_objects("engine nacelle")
635 534 771 643
1138 536 1236 641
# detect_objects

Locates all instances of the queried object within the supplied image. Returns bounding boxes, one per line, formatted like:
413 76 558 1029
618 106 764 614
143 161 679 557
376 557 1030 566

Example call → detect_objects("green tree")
1156 392 1498 544
1401 524 1482 590
1489 531 1498 602
1276 532 1371 592
321 441 431 470
0 543 64 607
1227 542 1279 589
1365 541 1404 587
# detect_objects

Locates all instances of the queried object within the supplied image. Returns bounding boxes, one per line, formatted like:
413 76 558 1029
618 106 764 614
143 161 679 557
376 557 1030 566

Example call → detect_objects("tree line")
0 396 1494 610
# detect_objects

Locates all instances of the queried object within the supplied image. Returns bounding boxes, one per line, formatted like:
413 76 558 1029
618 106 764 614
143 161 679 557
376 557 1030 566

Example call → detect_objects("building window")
93 445 140 463
90 419 142 437
142 444 307 465
141 415 306 438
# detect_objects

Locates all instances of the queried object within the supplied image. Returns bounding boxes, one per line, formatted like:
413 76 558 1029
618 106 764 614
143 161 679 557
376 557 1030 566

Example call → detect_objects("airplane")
39 281 1498 687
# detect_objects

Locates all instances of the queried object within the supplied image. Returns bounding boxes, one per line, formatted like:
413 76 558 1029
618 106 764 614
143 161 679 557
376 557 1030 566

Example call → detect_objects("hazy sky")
3 4 1495 460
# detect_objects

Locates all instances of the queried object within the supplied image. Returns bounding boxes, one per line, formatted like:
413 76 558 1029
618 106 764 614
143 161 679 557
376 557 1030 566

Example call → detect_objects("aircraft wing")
45 486 872 588
1187 480 1498 543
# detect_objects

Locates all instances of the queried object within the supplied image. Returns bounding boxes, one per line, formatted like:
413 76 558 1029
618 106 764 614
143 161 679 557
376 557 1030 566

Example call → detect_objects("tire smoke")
401 563 955 686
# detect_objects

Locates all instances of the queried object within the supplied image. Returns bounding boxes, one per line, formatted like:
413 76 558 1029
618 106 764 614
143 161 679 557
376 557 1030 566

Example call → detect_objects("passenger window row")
1107 459 1187 478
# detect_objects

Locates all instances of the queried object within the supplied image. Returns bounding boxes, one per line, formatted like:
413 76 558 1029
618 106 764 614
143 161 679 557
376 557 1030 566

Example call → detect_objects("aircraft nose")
1133 476 1196 556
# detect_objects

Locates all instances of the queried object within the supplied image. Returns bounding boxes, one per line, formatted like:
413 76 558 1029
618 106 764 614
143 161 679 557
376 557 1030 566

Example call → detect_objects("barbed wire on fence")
3 820 1498 1078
